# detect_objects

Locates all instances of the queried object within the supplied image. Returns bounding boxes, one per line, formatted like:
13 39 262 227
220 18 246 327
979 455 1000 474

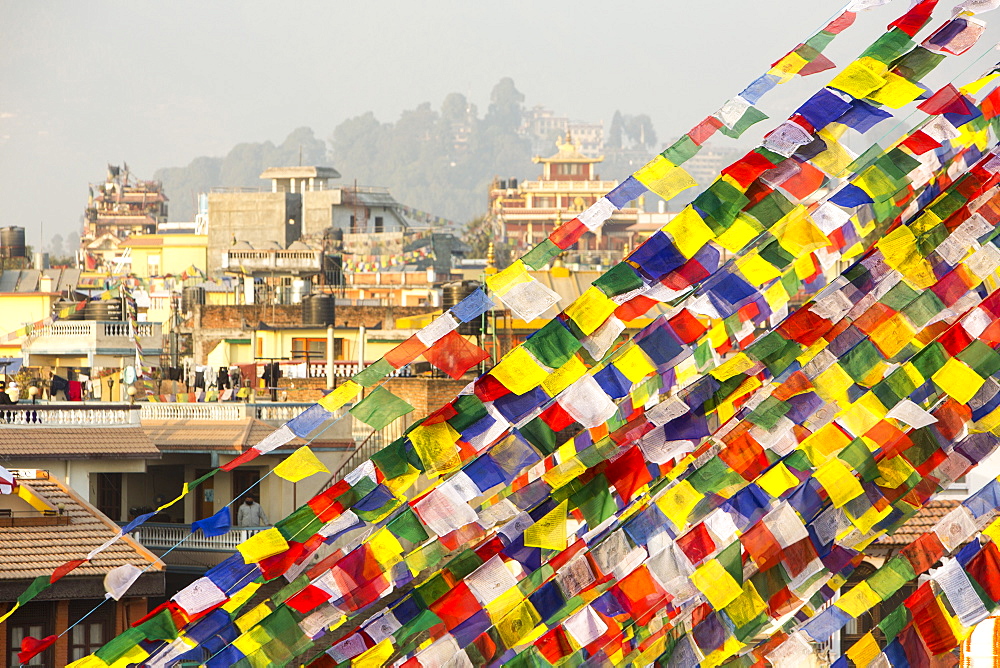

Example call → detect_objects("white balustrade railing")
132 523 265 551
252 403 320 423
140 402 246 422
0 405 139 426
25 320 160 344
518 179 619 192
138 402 320 423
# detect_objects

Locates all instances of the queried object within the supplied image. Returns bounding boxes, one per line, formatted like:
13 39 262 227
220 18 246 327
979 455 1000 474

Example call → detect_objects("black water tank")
182 286 206 312
84 297 122 321
442 280 483 335
53 299 86 321
303 293 336 326
0 227 26 259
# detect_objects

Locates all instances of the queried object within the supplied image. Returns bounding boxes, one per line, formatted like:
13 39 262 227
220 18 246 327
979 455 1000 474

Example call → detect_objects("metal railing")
131 523 266 551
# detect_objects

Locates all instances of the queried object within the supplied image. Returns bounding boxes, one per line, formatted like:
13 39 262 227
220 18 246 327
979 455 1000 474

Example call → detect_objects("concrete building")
208 166 411 274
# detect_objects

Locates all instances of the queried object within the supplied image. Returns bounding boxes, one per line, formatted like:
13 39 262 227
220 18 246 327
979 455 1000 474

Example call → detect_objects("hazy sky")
3 1 1000 244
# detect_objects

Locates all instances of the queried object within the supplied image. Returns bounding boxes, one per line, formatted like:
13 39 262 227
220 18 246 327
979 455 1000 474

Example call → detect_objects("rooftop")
876 499 963 548
259 166 341 180
0 474 162 581
142 417 351 453
0 405 156 458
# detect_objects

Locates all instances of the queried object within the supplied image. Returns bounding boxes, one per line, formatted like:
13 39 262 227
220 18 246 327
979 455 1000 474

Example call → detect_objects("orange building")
488 135 642 257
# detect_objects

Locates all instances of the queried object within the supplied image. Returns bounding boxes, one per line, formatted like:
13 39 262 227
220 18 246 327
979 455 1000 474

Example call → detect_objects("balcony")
22 320 163 368
131 523 265 552
139 401 318 425
0 403 140 426
221 248 323 274
517 179 620 192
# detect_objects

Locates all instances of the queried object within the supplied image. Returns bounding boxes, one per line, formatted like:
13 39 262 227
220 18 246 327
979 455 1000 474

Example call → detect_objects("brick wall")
261 376 467 421
385 377 468 420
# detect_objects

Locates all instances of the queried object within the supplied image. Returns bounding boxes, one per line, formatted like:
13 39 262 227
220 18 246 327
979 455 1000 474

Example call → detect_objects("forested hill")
154 79 660 227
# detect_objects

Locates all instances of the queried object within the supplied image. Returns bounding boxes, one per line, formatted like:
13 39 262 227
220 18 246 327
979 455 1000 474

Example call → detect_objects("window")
291 338 342 362
94 472 123 521
8 601 54 667
69 600 111 661
374 216 384 233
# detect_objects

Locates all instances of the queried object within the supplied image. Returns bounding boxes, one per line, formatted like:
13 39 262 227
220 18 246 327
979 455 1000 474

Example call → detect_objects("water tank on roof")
302 293 336 326
53 299 86 321
84 297 122 321
182 286 206 313
0 227 26 259
498 180 507 190
510 178 518 189
442 280 483 336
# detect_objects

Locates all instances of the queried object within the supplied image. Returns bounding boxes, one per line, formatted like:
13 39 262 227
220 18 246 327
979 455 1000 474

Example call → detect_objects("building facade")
488 135 641 258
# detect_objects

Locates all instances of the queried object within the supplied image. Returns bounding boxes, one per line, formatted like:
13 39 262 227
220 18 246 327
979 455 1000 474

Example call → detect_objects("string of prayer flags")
59 3 1000 666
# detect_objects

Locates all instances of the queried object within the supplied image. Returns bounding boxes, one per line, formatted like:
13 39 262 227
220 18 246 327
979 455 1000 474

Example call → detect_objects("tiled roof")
0 426 160 459
0 476 162 580
143 418 351 453
877 499 963 547
143 418 299 452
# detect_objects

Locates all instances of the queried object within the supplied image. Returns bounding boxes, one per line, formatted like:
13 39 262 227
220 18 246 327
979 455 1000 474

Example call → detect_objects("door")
232 469 262 523
195 469 215 521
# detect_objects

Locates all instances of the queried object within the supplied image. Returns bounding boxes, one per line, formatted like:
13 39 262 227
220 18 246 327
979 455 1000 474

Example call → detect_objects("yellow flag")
236 602 272 633
664 207 715 258
835 581 882 617
223 581 261 614
613 345 656 383
353 638 395 667
238 527 289 563
65 656 110 668
757 462 799 498
657 480 703 530
814 459 864 508
496 600 541 648
541 355 588 397
156 483 189 513
408 420 461 477
932 358 986 405
232 625 270 662
524 500 568 550
691 559 743 609
490 346 551 395
486 260 532 295
273 446 329 482
634 155 697 201
107 645 149 667
725 582 768 627
564 287 619 336
319 379 362 411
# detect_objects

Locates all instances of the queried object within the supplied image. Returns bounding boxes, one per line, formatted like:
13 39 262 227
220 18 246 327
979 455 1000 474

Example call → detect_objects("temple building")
487 134 642 260
82 166 168 270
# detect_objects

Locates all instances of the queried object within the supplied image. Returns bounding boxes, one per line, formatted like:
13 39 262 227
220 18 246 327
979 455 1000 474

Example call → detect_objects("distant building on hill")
487 134 642 260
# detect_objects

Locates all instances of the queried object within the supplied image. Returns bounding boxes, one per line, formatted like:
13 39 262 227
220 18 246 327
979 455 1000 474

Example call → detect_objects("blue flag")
191 507 231 538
